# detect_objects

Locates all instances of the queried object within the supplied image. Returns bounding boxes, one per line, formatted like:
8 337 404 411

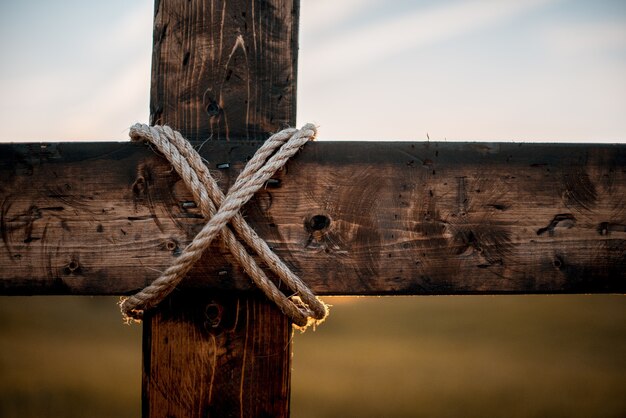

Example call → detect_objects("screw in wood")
165 239 177 252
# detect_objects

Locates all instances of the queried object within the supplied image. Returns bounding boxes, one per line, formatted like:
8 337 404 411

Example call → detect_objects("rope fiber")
119 123 328 328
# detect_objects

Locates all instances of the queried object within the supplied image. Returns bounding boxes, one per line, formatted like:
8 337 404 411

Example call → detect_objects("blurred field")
0 295 624 418
0 297 141 418
292 296 626 418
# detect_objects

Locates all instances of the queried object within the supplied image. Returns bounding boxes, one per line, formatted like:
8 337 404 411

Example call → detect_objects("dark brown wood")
142 291 291 418
141 0 298 417
1 141 625 296
2 1 623 417
150 0 299 142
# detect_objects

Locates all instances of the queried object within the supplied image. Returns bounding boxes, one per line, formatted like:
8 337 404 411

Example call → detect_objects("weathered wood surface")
143 291 291 417
150 0 298 142
1 141 625 295
144 0 297 417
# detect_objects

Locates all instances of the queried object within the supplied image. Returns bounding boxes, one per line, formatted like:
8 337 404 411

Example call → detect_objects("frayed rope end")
292 297 331 333
118 296 143 325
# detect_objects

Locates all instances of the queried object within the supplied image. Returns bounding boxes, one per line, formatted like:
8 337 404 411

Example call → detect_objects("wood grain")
150 0 299 142
1 141 625 295
142 291 291 418
142 1 298 417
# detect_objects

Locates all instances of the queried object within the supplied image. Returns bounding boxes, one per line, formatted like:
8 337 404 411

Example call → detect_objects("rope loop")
119 123 328 329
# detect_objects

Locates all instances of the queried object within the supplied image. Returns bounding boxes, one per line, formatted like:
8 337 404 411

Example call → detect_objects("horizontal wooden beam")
1 141 624 295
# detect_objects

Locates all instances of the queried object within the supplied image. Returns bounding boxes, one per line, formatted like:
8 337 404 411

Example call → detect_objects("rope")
119 123 328 328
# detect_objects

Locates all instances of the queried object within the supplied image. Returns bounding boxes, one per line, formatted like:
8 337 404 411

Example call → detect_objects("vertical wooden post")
143 1 299 417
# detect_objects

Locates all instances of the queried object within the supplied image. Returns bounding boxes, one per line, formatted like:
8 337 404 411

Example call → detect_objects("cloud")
301 0 378 38
0 1 152 141
56 54 150 140
300 0 560 85
541 20 626 57
297 0 626 142
55 2 153 140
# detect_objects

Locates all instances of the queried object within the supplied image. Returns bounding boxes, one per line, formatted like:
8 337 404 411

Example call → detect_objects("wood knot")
204 302 223 328
205 99 221 117
308 214 330 232
132 176 146 194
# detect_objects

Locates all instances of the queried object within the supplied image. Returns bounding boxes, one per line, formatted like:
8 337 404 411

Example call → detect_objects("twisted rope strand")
159 125 327 320
120 124 327 328
123 125 310 325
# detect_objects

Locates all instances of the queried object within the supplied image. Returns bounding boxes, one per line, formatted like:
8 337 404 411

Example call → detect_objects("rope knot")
120 124 328 329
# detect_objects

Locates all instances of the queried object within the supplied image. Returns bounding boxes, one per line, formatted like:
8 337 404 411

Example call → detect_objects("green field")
1 295 624 417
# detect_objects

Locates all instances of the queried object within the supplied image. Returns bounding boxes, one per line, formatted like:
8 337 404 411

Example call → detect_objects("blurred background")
0 0 625 417
1 295 624 417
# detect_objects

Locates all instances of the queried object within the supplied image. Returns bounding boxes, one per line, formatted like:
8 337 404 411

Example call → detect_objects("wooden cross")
1 1 624 417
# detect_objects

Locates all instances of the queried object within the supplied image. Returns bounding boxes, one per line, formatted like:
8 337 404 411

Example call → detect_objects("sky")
0 0 625 142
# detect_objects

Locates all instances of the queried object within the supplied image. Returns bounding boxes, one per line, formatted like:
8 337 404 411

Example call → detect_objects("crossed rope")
119 123 328 328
